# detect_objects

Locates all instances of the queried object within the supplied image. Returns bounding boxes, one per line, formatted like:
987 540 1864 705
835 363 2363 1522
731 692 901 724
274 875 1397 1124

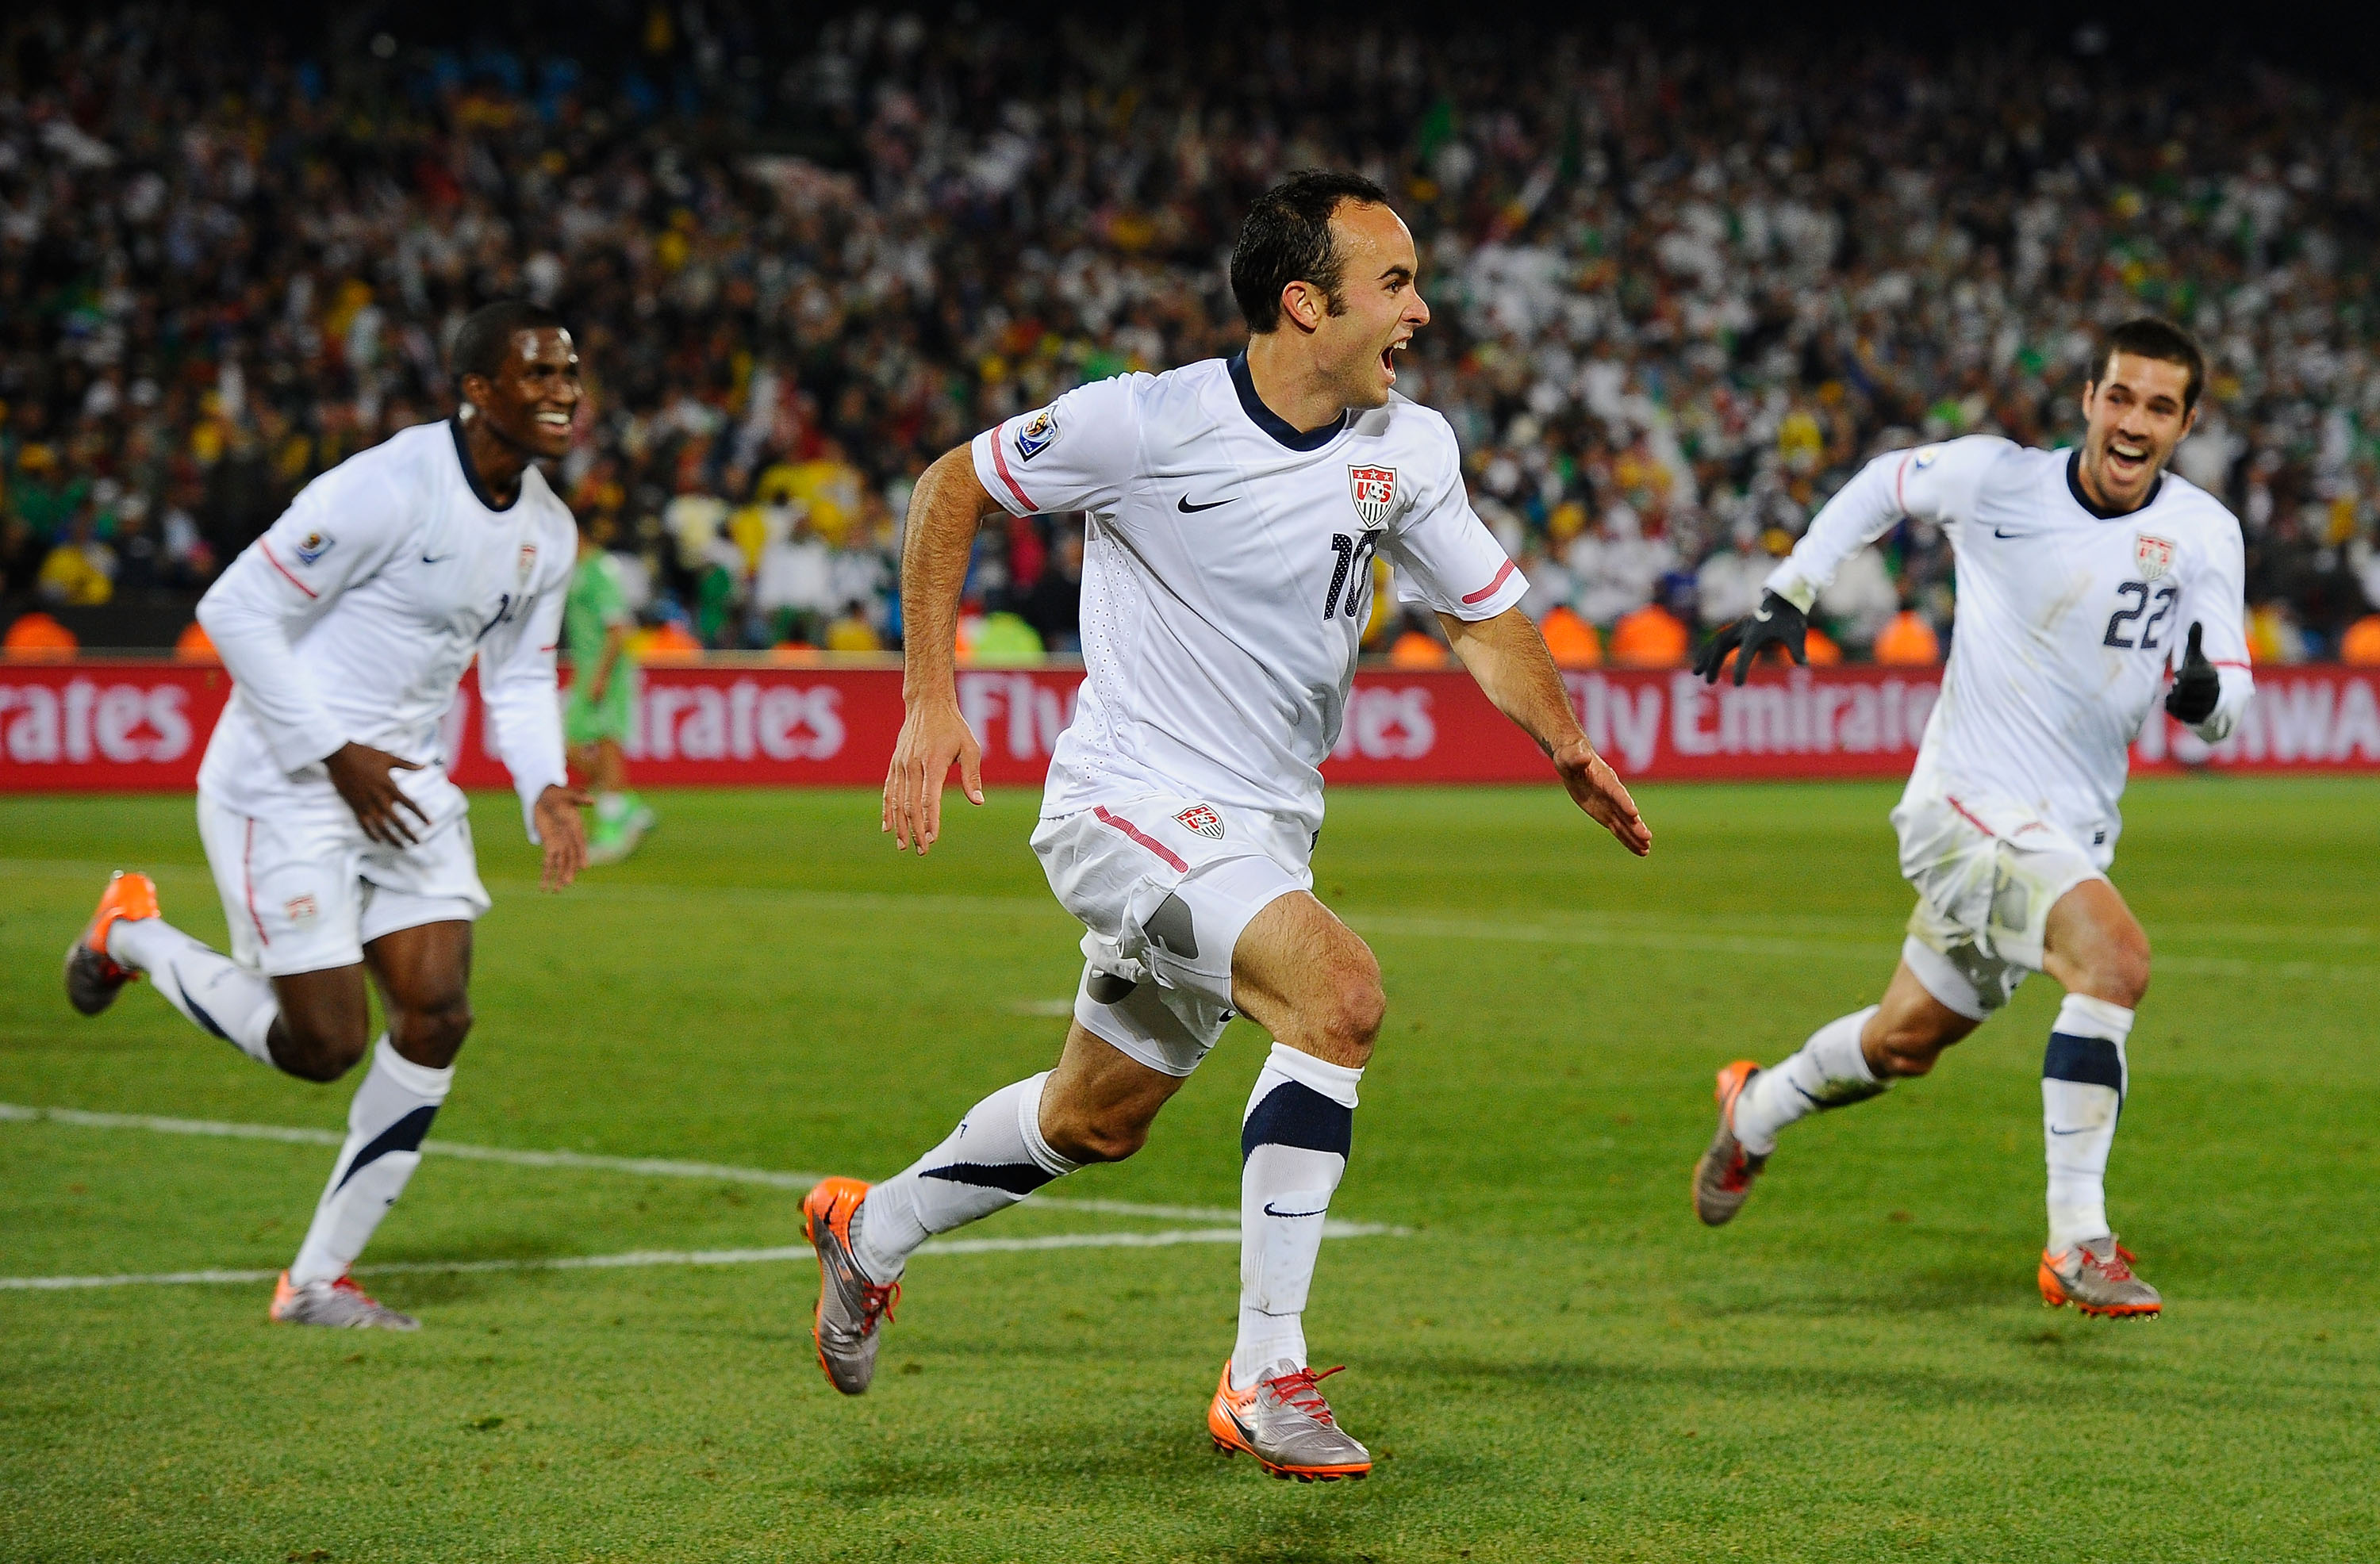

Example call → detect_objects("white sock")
851 1071 1079 1283
1730 1006 1885 1156
596 792 628 822
108 916 279 1067
288 1037 453 1286
1233 1042 1361 1391
2044 994 2133 1253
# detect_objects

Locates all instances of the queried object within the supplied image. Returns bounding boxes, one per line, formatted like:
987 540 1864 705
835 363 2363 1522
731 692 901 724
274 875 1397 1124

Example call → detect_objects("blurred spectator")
754 516 837 645
825 600 885 654
38 513 115 606
1695 523 1770 628
1818 546 1901 653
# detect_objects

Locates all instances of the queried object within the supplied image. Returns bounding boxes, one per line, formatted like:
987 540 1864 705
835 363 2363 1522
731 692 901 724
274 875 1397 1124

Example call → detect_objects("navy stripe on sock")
921 1162 1056 1196
2044 1032 2125 1094
167 964 230 1041
332 1104 440 1193
1241 1079 1353 1163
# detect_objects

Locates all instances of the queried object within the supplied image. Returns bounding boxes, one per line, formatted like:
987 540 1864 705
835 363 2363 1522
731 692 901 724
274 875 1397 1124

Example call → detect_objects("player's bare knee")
2094 937 2152 1010
1307 968 1384 1066
1044 1104 1150 1165
392 998 473 1069
271 1015 370 1083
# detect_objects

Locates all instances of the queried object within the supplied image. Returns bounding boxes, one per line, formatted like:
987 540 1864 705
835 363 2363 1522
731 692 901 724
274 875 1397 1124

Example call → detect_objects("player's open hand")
1553 740 1652 857
533 784 594 891
884 696 985 854
326 742 432 847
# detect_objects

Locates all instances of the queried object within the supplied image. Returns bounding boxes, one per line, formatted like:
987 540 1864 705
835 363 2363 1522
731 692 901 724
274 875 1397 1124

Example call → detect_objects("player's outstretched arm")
884 446 1006 854
1438 608 1651 857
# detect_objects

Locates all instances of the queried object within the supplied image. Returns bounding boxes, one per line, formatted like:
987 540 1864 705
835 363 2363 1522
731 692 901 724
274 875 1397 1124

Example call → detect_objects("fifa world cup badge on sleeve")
1348 466 1398 529
1173 803 1225 840
1015 408 1058 462
294 530 336 565
2134 534 2175 581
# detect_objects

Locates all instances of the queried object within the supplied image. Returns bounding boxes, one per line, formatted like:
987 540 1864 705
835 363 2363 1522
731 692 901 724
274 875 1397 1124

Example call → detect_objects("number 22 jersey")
1764 435 2253 864
970 354 1526 840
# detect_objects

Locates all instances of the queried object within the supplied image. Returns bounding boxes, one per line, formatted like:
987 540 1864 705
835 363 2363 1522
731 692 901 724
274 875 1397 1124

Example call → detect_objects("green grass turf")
2 779 2376 1562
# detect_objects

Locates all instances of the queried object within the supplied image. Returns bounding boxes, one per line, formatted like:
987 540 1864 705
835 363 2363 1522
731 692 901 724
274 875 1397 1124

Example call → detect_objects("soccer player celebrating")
565 513 654 864
1687 319 2251 1319
802 171 1652 1479
63 301 590 1329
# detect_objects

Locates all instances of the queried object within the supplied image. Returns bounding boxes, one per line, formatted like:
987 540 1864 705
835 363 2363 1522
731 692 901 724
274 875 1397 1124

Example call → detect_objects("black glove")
1693 590 1809 686
2164 621 2221 724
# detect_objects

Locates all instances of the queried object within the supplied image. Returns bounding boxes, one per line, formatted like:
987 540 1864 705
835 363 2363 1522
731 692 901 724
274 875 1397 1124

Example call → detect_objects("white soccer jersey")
1768 436 2253 863
971 355 1526 837
195 419 576 832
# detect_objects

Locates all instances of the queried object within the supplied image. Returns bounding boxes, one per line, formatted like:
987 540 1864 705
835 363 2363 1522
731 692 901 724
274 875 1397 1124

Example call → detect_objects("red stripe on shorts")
243 818 271 946
1944 795 1996 839
1092 805 1188 872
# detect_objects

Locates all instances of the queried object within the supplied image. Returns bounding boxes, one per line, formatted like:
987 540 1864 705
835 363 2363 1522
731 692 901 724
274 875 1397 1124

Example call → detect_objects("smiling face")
463 327 583 460
1294 200 1430 411
2079 351 2198 513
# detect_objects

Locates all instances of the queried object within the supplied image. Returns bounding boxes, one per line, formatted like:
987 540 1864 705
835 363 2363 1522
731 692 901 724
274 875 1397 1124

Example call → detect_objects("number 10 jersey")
969 355 1526 839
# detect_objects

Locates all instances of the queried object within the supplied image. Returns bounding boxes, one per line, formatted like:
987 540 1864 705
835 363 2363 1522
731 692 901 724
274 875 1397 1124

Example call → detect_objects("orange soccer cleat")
63 871 160 1016
801 1176 901 1395
1208 1359 1372 1482
2039 1236 2162 1319
1692 1059 1769 1226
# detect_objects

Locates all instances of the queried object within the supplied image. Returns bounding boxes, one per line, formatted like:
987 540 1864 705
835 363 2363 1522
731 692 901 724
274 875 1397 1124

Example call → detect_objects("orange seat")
1388 629 1449 668
1608 604 1689 669
3 611 78 660
1872 611 1940 666
1802 625 1842 666
2342 615 2380 668
1539 606 1602 668
174 621 220 662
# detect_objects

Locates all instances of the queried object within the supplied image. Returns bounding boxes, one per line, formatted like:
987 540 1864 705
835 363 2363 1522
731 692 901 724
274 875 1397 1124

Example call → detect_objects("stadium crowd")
6 5 2380 665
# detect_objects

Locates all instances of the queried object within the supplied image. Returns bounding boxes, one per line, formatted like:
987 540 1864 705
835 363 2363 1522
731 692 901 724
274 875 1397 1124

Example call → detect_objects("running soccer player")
565 514 654 864
1687 318 2251 1319
800 171 1651 1482
63 300 589 1329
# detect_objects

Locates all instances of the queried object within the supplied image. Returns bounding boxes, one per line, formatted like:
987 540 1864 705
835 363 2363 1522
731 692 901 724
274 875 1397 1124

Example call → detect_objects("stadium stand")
3 6 2378 661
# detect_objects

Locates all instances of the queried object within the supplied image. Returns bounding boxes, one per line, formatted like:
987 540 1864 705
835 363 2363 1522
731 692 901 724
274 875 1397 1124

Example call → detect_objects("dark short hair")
1230 170 1395 334
451 300 567 393
2090 317 2205 412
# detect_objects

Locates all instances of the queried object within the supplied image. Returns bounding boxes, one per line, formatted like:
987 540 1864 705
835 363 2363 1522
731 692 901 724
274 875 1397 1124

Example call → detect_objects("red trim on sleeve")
1895 453 1910 513
2211 660 2251 669
987 427 1038 514
1092 805 1188 872
1460 558 1518 606
258 542 318 599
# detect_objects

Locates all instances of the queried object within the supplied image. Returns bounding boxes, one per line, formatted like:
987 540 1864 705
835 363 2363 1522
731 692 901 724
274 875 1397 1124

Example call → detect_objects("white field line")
0 1225 1394 1294
0 1103 1240 1223
6 854 2375 950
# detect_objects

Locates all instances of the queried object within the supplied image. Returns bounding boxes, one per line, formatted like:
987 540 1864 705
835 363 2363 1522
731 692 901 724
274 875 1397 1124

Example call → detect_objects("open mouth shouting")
2102 434 2153 486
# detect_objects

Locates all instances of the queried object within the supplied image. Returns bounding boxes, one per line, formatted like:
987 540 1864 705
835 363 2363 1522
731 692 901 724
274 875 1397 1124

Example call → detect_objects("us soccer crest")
1015 407 1058 462
1348 466 1398 528
1173 803 1225 840
516 543 539 584
2133 534 2176 581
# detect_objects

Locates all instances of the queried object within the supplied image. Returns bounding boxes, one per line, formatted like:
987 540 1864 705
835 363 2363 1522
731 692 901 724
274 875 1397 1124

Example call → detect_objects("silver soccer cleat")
1208 1359 1372 1481
269 1272 420 1330
2039 1236 2162 1319
1693 1060 1768 1226
801 1178 900 1395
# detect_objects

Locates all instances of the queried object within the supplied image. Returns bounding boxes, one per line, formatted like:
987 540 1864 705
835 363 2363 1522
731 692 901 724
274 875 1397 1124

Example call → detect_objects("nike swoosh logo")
1752 605 1772 622
1993 528 2030 539
2047 1125 2094 1136
1261 1202 1328 1219
1177 495 1230 513
421 553 455 564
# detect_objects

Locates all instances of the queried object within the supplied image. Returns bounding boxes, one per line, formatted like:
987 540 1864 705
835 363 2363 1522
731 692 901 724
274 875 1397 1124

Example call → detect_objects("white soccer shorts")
197 783 490 979
1891 788 2107 1020
1031 795 1314 1077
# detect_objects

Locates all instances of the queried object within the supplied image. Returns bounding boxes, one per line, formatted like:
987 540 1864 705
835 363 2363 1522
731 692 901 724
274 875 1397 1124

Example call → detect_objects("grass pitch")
2 778 2376 1562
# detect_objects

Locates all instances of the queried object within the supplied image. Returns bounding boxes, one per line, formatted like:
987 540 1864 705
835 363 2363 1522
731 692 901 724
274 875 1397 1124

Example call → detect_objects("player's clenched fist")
883 698 985 854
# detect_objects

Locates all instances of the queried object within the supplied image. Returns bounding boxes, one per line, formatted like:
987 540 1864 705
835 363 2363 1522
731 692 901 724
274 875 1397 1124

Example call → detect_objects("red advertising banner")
3 660 2378 793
